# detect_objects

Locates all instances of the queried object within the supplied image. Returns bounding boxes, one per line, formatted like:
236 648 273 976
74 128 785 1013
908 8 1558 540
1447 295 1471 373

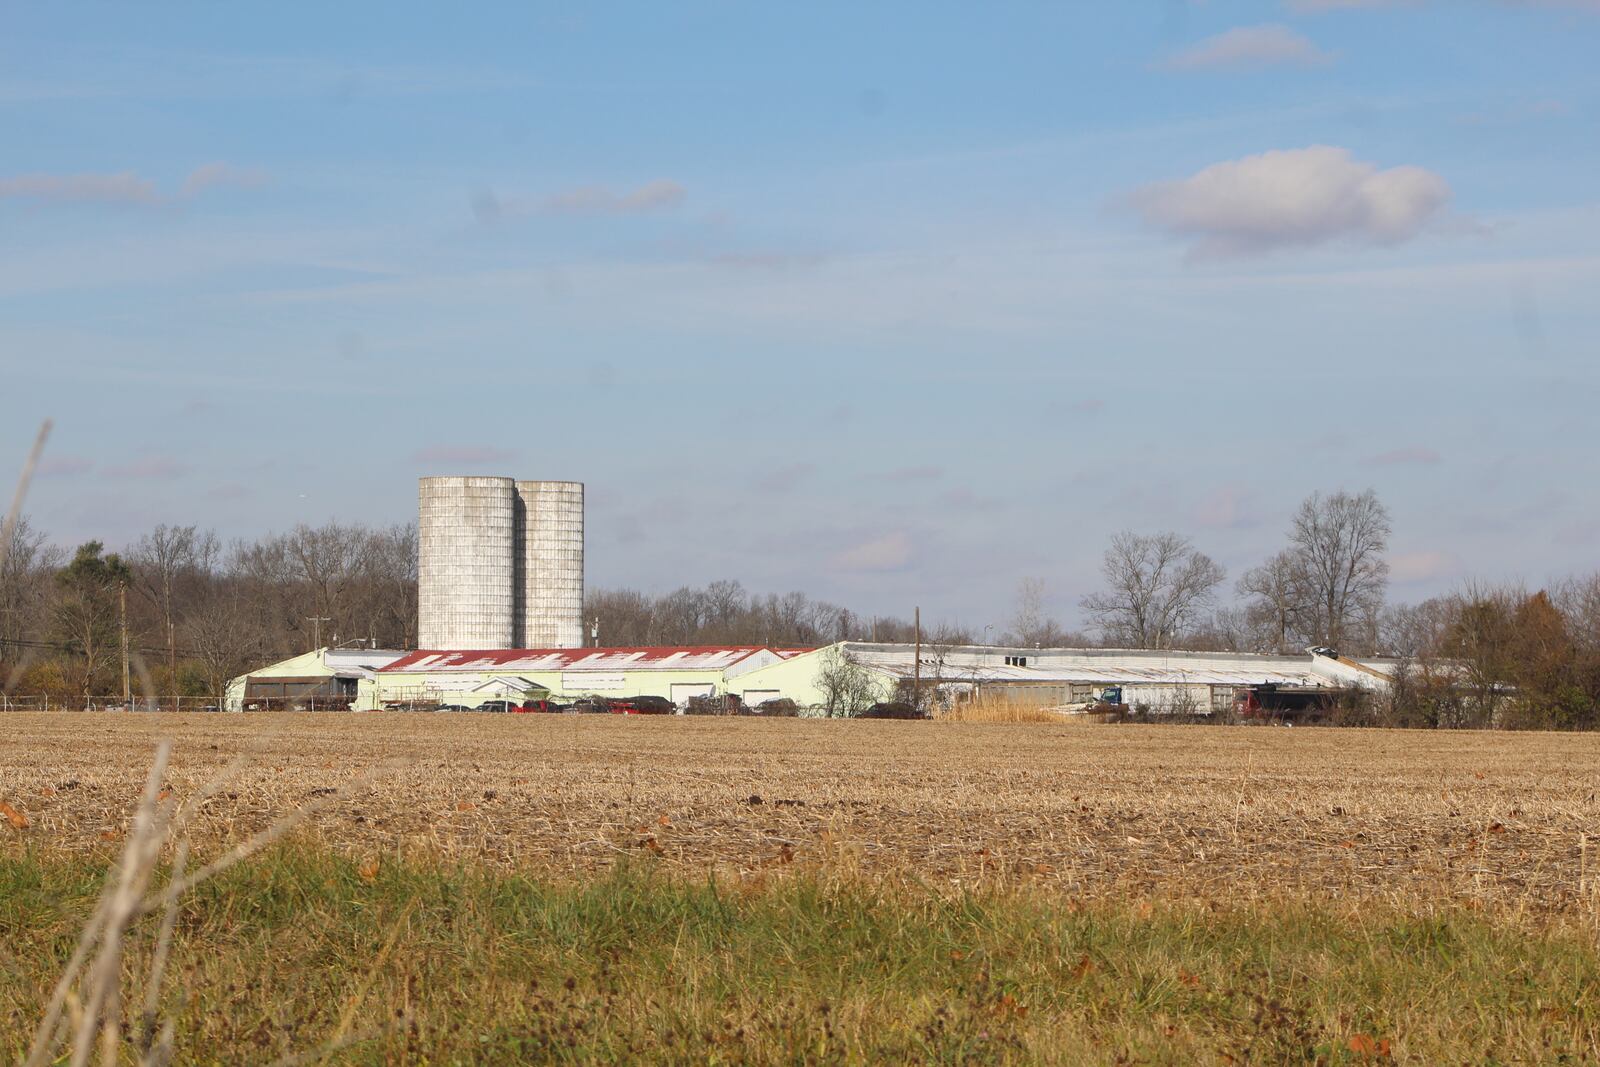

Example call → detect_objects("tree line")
1051 489 1600 730
3 486 1598 727
1 519 417 707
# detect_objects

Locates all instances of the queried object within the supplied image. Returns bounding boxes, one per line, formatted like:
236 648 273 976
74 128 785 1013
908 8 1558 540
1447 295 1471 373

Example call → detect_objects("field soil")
4 713 1598 912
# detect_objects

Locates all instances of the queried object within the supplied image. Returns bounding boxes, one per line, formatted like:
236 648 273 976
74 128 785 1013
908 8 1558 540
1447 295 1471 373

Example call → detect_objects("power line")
0 635 207 659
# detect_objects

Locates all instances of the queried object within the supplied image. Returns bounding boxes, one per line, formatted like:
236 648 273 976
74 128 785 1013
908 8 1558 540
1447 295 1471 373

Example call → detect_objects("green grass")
3 846 1599 1064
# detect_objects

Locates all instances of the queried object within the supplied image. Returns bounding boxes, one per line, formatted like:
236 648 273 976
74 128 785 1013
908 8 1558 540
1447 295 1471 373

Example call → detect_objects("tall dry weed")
939 696 1088 724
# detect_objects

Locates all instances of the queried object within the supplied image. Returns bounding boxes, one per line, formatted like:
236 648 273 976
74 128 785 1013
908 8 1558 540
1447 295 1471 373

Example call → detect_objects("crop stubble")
2 713 1598 912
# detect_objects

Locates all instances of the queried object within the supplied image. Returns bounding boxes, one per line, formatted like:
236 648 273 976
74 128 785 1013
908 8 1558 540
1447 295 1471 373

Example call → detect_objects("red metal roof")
380 645 814 674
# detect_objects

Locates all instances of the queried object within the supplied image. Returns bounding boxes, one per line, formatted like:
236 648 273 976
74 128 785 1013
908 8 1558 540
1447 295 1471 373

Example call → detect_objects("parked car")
515 699 566 713
607 698 639 714
628 695 675 715
857 701 929 720
435 703 470 712
477 699 518 713
569 697 610 714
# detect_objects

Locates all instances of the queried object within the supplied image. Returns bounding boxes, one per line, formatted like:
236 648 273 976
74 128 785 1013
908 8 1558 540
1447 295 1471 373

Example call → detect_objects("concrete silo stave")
516 480 584 649
417 476 518 649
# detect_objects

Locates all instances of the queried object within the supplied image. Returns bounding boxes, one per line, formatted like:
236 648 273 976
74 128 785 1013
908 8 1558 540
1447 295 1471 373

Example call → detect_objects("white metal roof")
839 643 1364 688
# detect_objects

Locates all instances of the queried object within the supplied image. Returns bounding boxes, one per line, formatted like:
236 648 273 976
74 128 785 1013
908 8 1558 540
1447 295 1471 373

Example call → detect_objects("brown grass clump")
5 713 1600 916
938 697 1084 723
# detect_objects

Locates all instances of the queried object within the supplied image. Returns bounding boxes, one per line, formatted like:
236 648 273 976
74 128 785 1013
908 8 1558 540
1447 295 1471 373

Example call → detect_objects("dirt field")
4 713 1599 912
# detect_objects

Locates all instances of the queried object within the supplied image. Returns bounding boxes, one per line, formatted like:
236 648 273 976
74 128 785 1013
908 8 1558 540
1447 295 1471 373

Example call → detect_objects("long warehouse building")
226 642 1394 712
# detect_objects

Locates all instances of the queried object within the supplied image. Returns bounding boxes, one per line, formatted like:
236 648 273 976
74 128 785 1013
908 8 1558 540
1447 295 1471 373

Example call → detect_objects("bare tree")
359 523 418 648
1005 577 1071 647
184 592 265 709
1237 550 1308 652
702 579 747 639
1380 597 1454 659
1080 531 1225 648
1287 489 1390 649
1 516 60 659
284 523 367 646
814 644 887 717
1553 573 1600 657
130 524 218 681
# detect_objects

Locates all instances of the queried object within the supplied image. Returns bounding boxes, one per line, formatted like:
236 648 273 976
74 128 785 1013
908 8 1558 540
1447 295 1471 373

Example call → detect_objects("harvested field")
4 713 1600 913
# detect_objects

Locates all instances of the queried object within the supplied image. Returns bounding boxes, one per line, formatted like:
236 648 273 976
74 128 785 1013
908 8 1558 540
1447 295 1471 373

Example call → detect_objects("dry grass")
4 713 1600 915
938 697 1087 723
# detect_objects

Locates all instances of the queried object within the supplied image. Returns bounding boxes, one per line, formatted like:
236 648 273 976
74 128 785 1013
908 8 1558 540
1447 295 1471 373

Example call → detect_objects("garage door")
670 683 715 706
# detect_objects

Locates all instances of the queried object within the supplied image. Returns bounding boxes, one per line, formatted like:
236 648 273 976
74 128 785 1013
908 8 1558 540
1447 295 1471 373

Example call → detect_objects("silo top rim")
419 475 517 486
514 479 585 489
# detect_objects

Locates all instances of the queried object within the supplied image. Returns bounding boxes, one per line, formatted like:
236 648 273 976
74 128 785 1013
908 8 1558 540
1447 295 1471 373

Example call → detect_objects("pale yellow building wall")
360 666 733 710
225 649 333 711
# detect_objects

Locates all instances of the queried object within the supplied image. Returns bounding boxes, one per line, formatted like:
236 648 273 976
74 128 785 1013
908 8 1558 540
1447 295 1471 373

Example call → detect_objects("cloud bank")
473 179 686 224
0 163 266 206
544 180 685 216
1165 24 1333 70
1368 445 1443 465
831 532 912 573
1131 145 1451 258
0 172 158 205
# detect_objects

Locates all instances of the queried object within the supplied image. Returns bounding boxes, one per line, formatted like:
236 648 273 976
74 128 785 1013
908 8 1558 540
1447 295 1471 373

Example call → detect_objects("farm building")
729 642 1395 714
228 641 1393 715
357 646 805 710
225 646 408 711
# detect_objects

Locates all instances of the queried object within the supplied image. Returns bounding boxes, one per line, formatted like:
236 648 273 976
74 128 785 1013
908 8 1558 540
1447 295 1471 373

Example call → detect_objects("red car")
514 699 565 714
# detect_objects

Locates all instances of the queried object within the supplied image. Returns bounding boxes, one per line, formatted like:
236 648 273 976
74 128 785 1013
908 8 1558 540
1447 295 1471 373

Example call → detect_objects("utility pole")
912 605 921 711
306 616 331 651
119 581 130 707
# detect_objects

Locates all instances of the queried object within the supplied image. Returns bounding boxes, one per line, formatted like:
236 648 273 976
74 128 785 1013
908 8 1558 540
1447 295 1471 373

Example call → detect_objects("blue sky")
4 1 1598 630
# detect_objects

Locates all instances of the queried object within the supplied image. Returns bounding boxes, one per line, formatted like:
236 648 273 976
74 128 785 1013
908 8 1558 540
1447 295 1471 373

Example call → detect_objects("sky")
3 1 1598 632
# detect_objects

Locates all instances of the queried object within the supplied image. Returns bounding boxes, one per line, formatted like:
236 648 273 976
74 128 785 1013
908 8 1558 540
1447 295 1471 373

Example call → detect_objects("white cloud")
753 463 814 494
0 163 266 206
180 162 268 198
831 531 912 573
543 180 685 216
0 172 158 204
473 180 687 224
1286 0 1416 11
1389 550 1459 584
1368 445 1443 465
1130 145 1451 258
1164 24 1333 70
1194 485 1255 529
37 455 94 478
103 456 188 480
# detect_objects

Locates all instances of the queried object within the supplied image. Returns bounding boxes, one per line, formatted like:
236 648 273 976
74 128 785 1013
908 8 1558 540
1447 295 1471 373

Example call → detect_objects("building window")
1003 655 1028 667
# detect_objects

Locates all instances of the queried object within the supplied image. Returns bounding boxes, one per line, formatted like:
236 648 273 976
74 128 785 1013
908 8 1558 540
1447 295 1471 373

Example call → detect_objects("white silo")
418 476 517 649
515 480 584 649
